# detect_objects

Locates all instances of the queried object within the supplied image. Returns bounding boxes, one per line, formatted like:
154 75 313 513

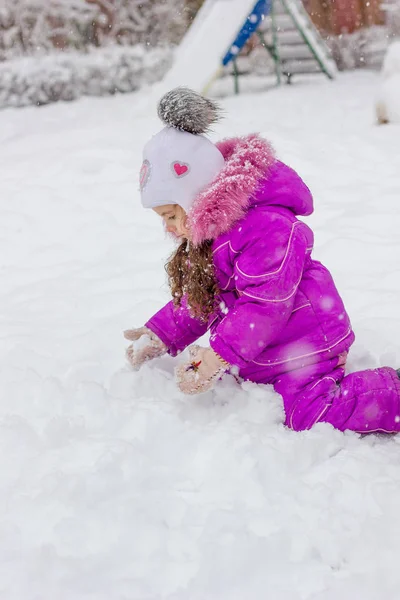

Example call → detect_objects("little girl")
125 87 400 433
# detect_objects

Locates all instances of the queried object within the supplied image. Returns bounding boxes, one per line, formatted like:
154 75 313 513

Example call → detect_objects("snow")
130 334 153 353
1 71 400 599
376 41 400 123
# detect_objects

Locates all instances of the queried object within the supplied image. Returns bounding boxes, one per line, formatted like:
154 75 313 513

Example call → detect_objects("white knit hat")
139 88 225 213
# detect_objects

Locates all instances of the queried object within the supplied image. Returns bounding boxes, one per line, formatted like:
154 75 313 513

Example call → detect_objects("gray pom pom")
158 87 221 135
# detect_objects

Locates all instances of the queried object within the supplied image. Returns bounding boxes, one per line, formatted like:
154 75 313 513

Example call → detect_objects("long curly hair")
165 240 219 320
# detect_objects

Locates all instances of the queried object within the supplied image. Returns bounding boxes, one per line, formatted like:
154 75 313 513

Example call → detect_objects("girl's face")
153 204 190 240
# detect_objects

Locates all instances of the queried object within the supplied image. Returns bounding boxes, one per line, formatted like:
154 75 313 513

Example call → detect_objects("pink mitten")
124 326 167 370
175 345 230 395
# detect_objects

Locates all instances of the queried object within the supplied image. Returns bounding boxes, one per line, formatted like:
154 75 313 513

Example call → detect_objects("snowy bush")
376 40 400 123
0 0 186 61
0 0 100 60
102 0 187 48
0 0 183 109
0 44 172 108
382 0 400 37
327 26 389 71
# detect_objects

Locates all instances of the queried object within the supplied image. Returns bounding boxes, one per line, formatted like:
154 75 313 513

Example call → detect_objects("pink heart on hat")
172 162 190 177
140 160 151 191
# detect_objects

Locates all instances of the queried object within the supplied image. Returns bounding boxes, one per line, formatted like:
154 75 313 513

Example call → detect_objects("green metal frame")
270 0 282 85
231 0 334 93
280 0 334 80
232 59 240 94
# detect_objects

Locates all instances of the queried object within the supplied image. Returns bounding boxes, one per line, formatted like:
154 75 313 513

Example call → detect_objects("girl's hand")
175 345 230 395
124 326 167 370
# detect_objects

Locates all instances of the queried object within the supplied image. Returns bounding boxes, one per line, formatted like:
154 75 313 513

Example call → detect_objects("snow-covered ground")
1 71 400 600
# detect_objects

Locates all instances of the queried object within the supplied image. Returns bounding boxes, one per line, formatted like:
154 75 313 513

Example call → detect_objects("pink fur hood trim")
188 134 276 245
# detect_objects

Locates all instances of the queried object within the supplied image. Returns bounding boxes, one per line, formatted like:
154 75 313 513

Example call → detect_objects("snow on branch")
0 0 186 60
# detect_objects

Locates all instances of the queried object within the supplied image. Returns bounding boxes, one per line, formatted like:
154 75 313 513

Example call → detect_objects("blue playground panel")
222 0 272 66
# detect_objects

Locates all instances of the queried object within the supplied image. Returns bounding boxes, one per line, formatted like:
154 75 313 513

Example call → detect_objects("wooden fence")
303 0 384 35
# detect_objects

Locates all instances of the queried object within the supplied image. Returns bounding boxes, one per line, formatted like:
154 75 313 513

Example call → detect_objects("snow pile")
130 334 153 352
0 45 172 109
376 40 400 123
1 72 400 598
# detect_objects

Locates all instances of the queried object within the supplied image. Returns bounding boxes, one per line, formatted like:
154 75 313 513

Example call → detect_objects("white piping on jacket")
235 222 300 280
253 328 353 367
240 272 303 303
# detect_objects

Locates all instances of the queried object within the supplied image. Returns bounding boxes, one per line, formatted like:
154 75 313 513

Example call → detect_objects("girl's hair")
166 240 219 320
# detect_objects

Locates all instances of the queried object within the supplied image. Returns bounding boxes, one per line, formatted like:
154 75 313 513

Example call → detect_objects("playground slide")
161 0 257 93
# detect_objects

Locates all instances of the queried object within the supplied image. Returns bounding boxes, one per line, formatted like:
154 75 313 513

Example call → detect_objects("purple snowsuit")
146 135 400 433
